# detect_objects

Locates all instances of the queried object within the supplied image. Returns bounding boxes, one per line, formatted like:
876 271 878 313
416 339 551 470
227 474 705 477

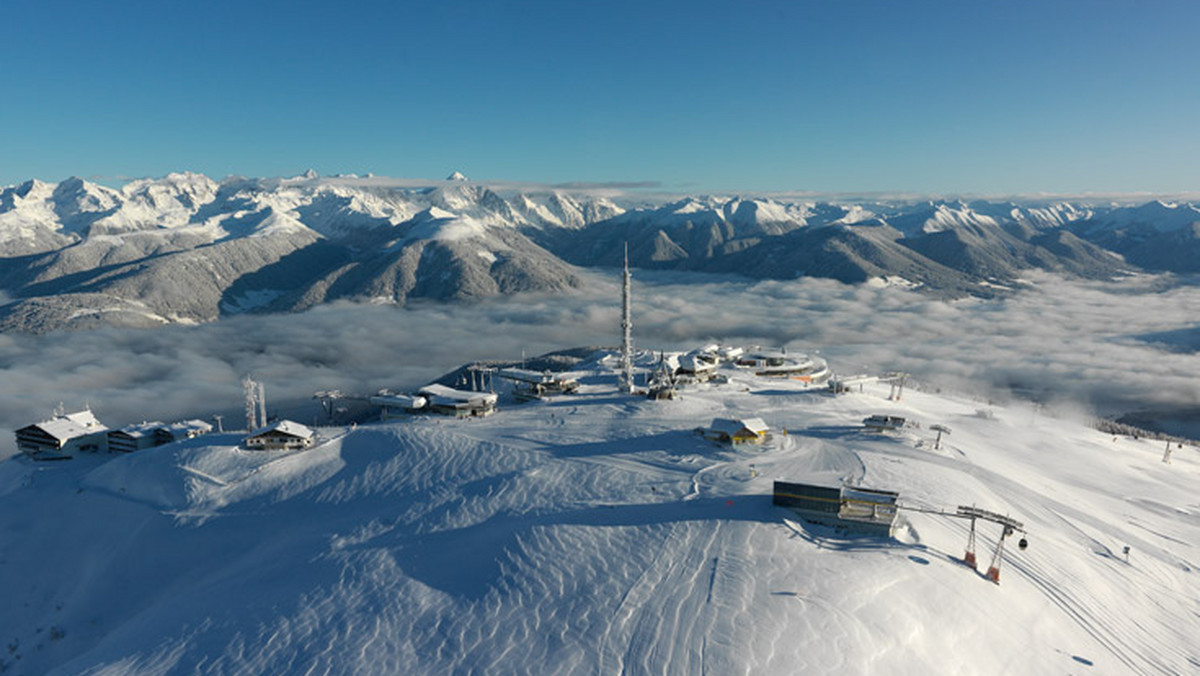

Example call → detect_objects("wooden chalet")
244 420 315 451
699 417 770 445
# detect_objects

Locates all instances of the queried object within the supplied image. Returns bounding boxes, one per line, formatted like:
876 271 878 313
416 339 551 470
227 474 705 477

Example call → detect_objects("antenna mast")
257 381 267 428
619 243 635 393
243 376 258 431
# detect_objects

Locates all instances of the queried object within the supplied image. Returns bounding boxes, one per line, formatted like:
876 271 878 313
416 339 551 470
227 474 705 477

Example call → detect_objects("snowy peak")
12 178 54 202
446 171 468 181
1098 200 1200 233
3 170 1200 332
885 201 1001 237
49 177 121 235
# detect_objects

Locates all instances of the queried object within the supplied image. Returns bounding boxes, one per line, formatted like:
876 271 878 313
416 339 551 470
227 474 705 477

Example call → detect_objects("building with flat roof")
773 480 899 536
418 384 498 418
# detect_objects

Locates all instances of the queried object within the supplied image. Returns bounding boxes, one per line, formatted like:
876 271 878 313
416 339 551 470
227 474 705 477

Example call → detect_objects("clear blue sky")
2 0 1197 195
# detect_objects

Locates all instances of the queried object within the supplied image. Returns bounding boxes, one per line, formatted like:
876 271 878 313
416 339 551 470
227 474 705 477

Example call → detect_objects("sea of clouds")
2 270 1198 457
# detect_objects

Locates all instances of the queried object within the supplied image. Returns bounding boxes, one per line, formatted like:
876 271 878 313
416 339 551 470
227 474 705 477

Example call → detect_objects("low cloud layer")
3 270 1199 456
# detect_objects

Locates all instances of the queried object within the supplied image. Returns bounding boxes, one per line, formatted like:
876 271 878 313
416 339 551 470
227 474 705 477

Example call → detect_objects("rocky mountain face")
0 172 1196 332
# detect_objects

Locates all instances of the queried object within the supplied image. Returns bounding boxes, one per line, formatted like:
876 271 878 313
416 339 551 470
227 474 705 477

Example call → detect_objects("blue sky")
2 0 1197 195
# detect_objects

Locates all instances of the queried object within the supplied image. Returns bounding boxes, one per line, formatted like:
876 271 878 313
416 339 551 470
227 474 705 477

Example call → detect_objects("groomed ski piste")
0 350 1197 675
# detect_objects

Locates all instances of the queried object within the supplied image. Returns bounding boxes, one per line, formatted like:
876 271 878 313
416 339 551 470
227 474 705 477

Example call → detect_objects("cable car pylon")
963 516 978 570
986 526 1015 583
896 502 1029 585
956 506 1025 585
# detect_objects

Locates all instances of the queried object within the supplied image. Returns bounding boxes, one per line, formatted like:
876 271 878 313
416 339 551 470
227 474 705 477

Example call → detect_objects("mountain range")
1 172 1198 333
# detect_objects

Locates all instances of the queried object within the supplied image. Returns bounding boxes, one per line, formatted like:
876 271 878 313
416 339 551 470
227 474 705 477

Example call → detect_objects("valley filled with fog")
3 269 1198 458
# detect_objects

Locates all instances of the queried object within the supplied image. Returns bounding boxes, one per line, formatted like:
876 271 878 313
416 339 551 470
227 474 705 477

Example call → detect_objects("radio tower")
619 243 635 393
257 381 267 429
244 376 260 432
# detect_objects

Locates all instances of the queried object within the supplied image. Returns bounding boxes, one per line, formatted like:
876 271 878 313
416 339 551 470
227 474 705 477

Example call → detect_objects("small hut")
699 417 770 445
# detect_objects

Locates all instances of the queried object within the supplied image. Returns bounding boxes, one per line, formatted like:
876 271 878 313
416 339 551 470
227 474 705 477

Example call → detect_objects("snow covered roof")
679 354 718 372
418 384 498 406
496 368 558 385
63 410 103 427
112 421 168 438
708 417 769 436
369 394 427 409
24 410 108 442
161 419 214 438
248 420 314 440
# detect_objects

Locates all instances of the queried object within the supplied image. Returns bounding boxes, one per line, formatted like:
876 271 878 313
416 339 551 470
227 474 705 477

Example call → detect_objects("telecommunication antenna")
619 243 635 393
243 376 258 431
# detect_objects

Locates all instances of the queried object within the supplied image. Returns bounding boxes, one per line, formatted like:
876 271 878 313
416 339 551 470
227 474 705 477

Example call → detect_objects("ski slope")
0 353 1196 675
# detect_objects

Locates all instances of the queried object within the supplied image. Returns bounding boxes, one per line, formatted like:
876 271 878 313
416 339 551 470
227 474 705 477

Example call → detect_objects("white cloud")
3 270 1199 458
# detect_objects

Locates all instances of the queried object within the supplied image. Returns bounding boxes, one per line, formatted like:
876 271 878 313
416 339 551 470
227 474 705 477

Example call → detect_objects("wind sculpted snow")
0 357 1197 674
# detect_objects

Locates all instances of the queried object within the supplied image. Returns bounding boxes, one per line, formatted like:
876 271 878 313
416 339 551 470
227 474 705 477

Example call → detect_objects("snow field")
0 360 1197 674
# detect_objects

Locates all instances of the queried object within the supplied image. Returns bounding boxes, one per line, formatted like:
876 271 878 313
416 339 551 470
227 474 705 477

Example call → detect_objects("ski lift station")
495 368 579 401
773 480 899 536
736 349 830 383
369 393 428 421
863 414 907 432
418 384 498 418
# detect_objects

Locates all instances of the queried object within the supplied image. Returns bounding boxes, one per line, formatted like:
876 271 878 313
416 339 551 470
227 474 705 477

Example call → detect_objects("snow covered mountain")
0 172 1196 332
1 351 1195 674
0 174 617 332
1066 201 1200 273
